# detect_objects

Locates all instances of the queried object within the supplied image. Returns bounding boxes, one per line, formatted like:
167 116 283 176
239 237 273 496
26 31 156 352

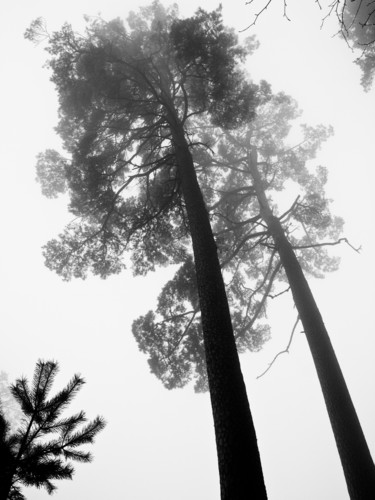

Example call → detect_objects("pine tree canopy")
133 90 344 391
28 0 342 397
28 2 261 282
26 5 271 496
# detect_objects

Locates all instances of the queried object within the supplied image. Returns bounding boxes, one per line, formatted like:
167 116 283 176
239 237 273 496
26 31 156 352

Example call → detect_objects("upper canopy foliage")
28 1 261 281
28 3 343 392
134 92 344 391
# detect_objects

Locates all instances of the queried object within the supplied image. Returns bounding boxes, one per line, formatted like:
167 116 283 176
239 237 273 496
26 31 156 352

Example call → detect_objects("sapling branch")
241 0 273 31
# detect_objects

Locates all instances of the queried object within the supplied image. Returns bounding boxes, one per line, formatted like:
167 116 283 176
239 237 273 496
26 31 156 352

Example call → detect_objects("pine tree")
134 91 341 391
0 360 105 500
26 4 268 498
136 89 375 499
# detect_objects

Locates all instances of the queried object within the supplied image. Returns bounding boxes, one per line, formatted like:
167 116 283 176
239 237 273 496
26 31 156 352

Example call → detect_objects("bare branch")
283 0 291 22
213 214 261 237
268 286 291 299
220 231 269 268
278 196 300 222
241 0 293 31
247 260 282 329
292 237 361 253
240 0 273 31
257 315 300 379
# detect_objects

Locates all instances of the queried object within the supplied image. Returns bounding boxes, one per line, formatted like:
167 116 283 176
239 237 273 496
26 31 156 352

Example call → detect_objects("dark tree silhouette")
137 90 375 498
247 147 375 500
26 4 268 498
0 360 105 500
134 92 341 390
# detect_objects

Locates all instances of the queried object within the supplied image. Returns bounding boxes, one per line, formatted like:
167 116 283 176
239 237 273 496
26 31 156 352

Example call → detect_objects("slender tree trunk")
249 149 375 500
167 116 267 499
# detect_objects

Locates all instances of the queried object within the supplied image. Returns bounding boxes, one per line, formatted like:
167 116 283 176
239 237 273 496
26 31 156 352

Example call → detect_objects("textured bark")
249 150 375 500
167 115 267 499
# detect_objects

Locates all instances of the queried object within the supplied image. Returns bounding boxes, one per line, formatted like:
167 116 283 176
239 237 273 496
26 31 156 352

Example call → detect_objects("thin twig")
283 0 291 21
268 286 290 299
240 0 273 31
292 237 361 253
257 315 300 379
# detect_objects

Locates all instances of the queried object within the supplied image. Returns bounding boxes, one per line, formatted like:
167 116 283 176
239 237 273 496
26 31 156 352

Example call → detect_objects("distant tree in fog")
135 87 375 498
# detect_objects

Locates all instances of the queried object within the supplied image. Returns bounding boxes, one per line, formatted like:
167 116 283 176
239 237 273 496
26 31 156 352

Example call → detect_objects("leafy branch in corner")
0 360 105 500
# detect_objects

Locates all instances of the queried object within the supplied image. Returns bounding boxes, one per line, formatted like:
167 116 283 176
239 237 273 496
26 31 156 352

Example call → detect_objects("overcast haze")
1 1 374 499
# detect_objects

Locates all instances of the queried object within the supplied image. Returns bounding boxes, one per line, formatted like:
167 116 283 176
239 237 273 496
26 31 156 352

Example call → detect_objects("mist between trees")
1 1 372 499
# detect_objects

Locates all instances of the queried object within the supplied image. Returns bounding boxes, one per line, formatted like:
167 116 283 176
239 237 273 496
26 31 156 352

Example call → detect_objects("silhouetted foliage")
0 360 105 500
26 4 268 498
29 4 260 281
202 80 375 496
134 90 343 391
132 77 375 495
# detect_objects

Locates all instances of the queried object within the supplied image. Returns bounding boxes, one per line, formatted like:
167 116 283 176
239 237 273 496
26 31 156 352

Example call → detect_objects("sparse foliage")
244 0 375 89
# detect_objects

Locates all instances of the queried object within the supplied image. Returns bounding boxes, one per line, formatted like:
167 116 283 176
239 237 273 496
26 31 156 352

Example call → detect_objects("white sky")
1 1 374 499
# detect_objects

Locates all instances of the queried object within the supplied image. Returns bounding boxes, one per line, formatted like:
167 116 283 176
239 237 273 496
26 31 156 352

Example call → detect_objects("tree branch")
247 259 282 329
292 237 361 253
240 0 273 31
268 286 290 299
278 196 300 222
257 315 300 379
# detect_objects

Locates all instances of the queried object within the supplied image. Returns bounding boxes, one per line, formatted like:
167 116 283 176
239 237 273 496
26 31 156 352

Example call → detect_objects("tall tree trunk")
249 149 375 500
167 117 267 499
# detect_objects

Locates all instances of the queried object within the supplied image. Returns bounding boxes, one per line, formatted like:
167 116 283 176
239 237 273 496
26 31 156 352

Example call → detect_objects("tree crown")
27 2 260 281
